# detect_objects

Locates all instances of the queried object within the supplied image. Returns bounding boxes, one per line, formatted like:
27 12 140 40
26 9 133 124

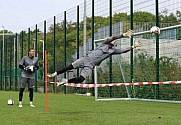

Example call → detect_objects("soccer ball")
150 26 160 35
7 99 14 105
25 65 35 72
86 92 91 96
29 66 34 72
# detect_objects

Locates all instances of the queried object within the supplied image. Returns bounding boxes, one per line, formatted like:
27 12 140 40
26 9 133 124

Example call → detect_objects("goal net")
94 24 181 103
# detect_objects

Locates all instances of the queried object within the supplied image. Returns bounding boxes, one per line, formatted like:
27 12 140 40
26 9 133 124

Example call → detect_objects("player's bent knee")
79 75 85 82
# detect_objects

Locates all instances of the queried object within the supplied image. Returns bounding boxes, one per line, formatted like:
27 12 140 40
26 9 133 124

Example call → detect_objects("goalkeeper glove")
132 40 141 48
47 72 57 78
123 30 133 38
24 66 35 73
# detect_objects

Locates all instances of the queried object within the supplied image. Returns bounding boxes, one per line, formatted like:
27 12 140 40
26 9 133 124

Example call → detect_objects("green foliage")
133 51 156 82
133 11 155 22
160 9 179 23
176 10 181 21
113 13 129 22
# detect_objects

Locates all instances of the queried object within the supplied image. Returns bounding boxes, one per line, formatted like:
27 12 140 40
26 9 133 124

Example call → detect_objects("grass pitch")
0 91 181 125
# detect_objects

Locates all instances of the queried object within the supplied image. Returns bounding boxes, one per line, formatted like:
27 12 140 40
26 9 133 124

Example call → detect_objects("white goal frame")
94 24 181 103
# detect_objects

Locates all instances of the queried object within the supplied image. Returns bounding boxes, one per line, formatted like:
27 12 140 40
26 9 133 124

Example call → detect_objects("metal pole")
0 38 2 90
10 36 13 90
35 24 38 92
92 0 94 50
43 21 46 93
64 11 67 94
43 20 48 112
21 31 24 58
92 0 95 95
40 40 44 61
155 0 160 99
76 5 80 92
77 5 80 77
14 37 16 89
2 26 5 90
109 0 113 97
130 0 134 98
2 26 4 67
40 39 44 92
83 0 87 56
4 35 7 90
15 33 18 91
53 16 56 93
28 28 30 51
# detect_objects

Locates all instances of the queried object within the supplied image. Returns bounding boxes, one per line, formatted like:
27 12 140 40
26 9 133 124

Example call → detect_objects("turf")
1 91 181 125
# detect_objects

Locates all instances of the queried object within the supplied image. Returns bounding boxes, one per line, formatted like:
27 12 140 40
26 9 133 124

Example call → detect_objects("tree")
133 11 155 22
160 9 179 23
176 10 181 21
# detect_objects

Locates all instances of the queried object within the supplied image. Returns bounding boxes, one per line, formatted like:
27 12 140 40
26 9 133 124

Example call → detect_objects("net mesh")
95 25 181 102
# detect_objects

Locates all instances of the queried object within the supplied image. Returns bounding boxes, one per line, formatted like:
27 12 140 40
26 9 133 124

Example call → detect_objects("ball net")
93 24 181 103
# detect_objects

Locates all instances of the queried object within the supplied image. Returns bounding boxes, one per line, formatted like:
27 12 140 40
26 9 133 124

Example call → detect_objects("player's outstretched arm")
47 72 57 78
123 30 134 38
104 30 133 44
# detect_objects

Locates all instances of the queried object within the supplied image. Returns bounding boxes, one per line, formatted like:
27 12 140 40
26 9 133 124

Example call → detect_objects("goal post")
94 24 181 103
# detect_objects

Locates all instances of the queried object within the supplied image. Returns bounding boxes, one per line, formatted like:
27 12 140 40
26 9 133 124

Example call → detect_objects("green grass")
1 91 181 125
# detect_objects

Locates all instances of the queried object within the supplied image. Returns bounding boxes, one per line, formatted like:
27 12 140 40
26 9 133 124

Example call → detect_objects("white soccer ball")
7 99 14 105
29 66 34 72
86 93 91 96
150 26 160 35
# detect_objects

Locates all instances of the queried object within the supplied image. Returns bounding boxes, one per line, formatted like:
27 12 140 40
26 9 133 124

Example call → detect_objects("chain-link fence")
0 0 181 97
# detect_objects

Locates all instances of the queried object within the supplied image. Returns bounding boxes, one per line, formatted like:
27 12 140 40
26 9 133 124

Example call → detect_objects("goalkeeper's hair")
28 48 35 56
28 48 35 52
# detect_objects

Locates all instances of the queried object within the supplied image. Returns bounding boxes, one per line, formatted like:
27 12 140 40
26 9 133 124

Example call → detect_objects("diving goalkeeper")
48 30 141 86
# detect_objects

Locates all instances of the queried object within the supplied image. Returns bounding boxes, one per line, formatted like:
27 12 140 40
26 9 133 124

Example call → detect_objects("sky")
0 0 83 33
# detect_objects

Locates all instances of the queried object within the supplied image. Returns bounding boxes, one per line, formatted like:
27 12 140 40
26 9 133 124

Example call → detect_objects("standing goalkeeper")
48 30 141 86
18 48 39 108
